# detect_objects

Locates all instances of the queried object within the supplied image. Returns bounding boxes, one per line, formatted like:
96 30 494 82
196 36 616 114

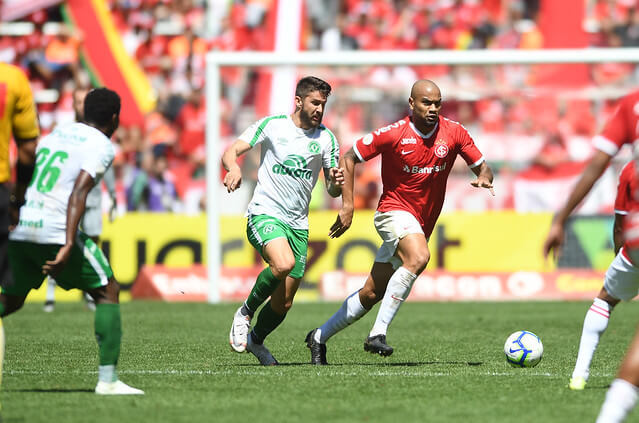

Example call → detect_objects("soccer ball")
504 330 543 368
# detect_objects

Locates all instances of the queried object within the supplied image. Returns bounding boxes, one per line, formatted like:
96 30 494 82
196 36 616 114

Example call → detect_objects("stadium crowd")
0 0 638 214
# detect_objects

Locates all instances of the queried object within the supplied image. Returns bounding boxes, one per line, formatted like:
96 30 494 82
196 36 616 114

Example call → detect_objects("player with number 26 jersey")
354 115 484 237
10 122 114 245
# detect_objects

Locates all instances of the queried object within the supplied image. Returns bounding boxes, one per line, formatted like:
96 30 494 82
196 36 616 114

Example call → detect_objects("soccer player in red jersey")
544 89 639 259
568 160 639 391
305 80 494 364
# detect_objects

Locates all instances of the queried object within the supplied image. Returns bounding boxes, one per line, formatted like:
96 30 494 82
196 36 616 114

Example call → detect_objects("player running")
1 88 143 395
305 79 494 364
568 160 639 391
44 86 117 312
224 76 343 365
0 62 39 415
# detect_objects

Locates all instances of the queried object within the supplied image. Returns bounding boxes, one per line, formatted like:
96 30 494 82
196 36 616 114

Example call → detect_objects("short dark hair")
295 76 331 99
84 88 121 127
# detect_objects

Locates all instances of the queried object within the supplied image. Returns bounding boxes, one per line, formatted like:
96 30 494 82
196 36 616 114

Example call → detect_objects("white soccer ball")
504 330 543 368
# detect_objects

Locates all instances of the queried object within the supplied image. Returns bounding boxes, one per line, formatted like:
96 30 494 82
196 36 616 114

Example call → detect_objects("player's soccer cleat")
305 329 327 365
95 380 144 395
569 376 587 391
247 332 278 366
364 334 394 357
229 306 251 353
43 301 54 313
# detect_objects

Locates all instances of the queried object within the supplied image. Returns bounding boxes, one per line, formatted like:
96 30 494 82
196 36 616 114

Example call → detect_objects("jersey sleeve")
11 70 39 141
81 139 115 183
321 127 340 169
238 116 276 148
353 128 395 162
615 161 635 215
594 98 631 156
457 126 484 168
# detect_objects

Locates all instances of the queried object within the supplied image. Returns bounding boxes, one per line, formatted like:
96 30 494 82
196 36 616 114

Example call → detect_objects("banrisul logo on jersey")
272 154 312 179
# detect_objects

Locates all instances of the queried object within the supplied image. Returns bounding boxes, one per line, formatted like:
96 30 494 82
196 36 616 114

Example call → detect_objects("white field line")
4 369 614 378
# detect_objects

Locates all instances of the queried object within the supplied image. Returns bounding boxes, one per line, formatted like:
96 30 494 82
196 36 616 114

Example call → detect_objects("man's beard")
301 107 321 128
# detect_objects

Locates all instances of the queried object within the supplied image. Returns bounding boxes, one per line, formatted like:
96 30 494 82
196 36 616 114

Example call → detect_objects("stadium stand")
0 0 638 214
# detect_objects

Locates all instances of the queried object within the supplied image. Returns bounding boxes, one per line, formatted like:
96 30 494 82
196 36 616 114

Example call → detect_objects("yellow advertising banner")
96 211 601 287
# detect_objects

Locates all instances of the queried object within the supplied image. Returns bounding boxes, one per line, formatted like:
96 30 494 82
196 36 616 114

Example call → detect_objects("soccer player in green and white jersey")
0 88 143 395
223 76 343 365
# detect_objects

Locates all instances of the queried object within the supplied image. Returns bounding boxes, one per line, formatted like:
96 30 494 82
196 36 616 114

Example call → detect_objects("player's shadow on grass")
236 361 483 367
9 388 94 393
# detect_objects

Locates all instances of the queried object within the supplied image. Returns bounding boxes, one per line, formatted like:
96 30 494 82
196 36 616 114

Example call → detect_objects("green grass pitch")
3 300 639 423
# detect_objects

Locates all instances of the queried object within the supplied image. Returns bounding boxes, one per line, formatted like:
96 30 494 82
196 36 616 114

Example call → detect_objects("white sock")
316 290 367 344
46 277 56 303
572 298 611 380
369 266 417 337
596 379 639 423
98 364 117 383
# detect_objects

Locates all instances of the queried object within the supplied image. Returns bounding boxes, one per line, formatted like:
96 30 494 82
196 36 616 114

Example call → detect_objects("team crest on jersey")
362 134 374 145
308 140 320 154
434 139 449 158
277 137 288 145
263 224 275 234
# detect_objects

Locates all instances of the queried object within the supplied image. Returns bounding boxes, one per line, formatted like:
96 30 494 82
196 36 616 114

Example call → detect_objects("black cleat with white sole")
305 329 328 365
364 334 394 357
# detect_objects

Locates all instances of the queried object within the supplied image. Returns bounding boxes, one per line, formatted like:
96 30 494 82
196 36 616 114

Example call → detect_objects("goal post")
205 47 639 303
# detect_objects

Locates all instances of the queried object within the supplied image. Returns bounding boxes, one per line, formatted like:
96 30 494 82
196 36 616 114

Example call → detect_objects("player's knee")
359 286 381 308
1 297 25 316
404 251 430 274
271 259 295 279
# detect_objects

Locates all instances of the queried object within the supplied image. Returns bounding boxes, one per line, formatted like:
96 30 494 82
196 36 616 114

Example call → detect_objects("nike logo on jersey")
401 150 414 155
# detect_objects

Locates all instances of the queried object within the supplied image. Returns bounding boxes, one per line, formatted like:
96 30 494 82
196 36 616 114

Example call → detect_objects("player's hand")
470 177 495 196
543 221 565 261
42 244 73 277
223 168 242 193
329 167 345 185
329 207 353 238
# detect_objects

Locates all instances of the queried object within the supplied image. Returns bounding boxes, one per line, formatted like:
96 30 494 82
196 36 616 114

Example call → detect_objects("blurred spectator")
126 145 178 212
174 89 205 159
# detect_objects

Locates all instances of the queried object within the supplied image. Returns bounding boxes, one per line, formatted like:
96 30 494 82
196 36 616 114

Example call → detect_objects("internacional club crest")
434 139 449 158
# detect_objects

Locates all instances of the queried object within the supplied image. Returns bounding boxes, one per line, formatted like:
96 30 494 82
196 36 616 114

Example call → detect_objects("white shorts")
604 251 639 301
373 210 424 265
80 205 103 237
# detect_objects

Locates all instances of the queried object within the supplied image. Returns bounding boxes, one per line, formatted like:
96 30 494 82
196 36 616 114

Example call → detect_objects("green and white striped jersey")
238 114 339 229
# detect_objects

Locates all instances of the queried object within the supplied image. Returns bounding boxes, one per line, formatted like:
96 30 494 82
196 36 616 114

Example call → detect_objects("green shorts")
4 232 114 297
246 214 308 279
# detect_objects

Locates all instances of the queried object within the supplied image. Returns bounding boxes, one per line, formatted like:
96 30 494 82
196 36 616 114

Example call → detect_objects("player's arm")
102 165 117 221
10 138 37 225
222 139 251 193
323 166 344 198
543 150 612 259
329 148 360 238
42 171 94 276
613 213 625 254
469 161 495 196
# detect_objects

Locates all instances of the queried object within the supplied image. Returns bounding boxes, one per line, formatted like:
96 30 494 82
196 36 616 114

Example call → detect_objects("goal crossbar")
205 47 639 303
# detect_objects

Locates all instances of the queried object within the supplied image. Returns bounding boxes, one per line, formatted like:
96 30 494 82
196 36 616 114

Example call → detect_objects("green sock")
245 268 281 313
252 300 286 342
94 304 122 366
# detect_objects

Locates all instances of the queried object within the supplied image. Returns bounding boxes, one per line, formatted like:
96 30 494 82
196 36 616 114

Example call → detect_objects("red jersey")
593 89 639 156
354 115 484 237
615 160 639 262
